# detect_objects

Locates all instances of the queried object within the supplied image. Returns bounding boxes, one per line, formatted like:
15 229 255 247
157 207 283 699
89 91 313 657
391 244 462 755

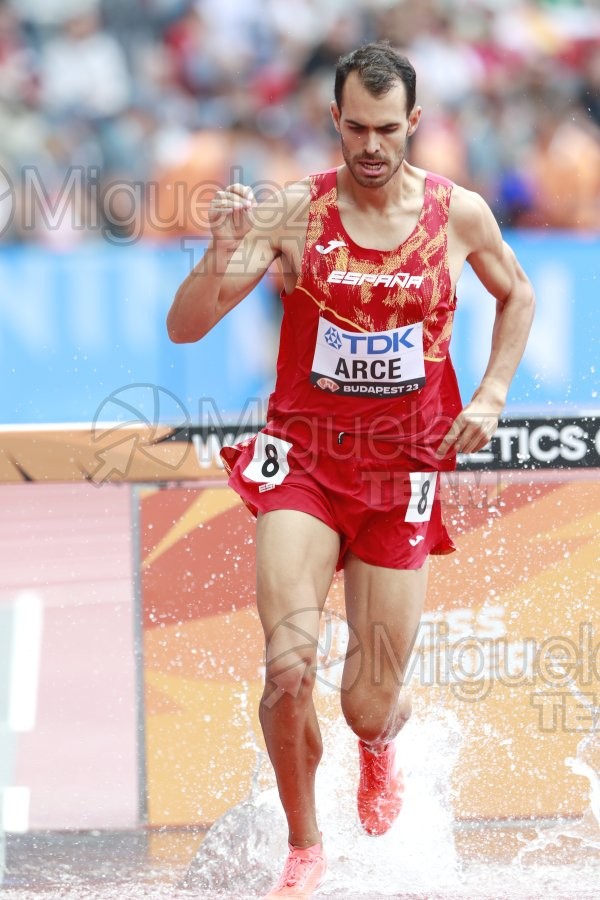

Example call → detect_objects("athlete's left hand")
436 395 502 458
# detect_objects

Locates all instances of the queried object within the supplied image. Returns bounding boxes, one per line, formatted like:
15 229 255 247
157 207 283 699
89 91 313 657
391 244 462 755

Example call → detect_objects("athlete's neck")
338 161 416 213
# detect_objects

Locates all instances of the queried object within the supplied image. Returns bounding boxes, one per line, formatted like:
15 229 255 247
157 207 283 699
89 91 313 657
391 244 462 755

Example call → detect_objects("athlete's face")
331 72 421 189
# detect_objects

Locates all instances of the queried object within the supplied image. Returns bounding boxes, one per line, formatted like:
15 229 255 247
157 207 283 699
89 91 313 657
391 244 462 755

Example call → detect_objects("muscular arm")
438 190 535 456
167 230 280 343
467 200 535 410
167 183 297 344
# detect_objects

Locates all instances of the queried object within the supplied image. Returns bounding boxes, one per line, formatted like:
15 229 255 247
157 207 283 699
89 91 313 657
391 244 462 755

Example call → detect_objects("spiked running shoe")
262 840 327 899
357 739 404 836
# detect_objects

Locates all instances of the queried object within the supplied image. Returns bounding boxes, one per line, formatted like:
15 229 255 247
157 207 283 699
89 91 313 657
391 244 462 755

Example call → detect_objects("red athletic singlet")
222 168 462 568
265 168 462 470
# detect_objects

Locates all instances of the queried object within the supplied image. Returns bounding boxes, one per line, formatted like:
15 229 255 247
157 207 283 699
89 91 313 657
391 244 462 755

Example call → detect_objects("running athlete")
167 43 535 900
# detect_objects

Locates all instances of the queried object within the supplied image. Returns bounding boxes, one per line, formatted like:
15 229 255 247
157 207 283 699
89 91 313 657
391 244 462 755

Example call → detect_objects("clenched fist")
208 183 256 246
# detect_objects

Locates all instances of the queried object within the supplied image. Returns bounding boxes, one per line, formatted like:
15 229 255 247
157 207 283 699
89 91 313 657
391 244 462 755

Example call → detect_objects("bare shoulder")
448 184 503 257
261 178 311 213
262 179 311 271
252 178 311 251
282 176 312 199
281 177 312 229
447 184 532 302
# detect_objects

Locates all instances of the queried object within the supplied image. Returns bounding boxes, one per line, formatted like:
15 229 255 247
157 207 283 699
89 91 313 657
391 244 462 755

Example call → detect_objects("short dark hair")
334 42 417 114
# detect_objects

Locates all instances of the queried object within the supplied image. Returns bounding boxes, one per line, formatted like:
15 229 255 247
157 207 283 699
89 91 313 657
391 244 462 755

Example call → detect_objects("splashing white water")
566 733 600 837
515 667 600 867
184 699 600 899
516 728 600 868
183 706 463 896
3 703 599 899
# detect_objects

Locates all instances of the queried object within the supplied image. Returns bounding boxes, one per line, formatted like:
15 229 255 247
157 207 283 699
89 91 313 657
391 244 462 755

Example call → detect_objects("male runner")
167 43 535 899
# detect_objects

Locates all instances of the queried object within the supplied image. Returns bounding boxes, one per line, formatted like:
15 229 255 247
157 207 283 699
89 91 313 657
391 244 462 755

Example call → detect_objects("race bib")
405 472 438 523
310 316 426 398
242 432 293 486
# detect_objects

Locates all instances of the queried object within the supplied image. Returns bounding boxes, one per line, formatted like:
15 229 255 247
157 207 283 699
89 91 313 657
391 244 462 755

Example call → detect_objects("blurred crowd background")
1 0 599 246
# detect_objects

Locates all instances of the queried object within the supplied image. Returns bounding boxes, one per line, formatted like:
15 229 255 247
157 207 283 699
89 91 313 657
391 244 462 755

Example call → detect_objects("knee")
341 691 411 744
343 712 403 745
264 650 317 701
349 713 411 745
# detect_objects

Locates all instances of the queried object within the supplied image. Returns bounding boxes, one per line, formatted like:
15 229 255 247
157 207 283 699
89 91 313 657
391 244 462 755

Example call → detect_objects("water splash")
183 707 463 897
4 700 599 898
566 731 600 838
182 693 600 899
514 678 600 882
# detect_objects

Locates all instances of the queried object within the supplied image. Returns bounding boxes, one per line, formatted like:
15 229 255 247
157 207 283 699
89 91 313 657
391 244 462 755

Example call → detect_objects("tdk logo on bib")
323 325 415 354
345 329 415 353
311 316 426 398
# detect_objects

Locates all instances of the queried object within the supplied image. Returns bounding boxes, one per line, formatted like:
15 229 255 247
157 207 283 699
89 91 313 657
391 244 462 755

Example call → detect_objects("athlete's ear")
407 105 422 137
330 100 341 133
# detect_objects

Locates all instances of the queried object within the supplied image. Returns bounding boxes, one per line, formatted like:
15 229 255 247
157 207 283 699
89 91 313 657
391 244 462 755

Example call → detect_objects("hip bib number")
242 432 293 485
310 316 426 398
405 472 438 523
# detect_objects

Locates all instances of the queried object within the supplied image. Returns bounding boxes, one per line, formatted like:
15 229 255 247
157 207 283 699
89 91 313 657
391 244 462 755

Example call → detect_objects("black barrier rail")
163 416 600 471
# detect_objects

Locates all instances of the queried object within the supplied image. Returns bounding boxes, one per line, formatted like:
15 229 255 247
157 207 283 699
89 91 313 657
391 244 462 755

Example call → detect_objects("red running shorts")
221 427 455 571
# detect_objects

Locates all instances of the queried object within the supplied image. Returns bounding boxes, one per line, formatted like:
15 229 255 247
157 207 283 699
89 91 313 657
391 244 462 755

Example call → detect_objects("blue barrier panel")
0 233 598 424
0 242 275 425
451 231 599 413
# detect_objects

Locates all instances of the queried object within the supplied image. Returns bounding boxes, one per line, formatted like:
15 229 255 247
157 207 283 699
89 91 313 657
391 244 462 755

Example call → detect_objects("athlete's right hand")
208 183 256 246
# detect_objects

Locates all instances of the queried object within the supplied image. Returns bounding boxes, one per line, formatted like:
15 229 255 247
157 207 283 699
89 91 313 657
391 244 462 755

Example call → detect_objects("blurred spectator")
142 128 233 241
526 109 600 229
0 5 37 107
409 9 486 108
14 0 100 27
578 43 600 129
0 0 599 244
40 12 131 119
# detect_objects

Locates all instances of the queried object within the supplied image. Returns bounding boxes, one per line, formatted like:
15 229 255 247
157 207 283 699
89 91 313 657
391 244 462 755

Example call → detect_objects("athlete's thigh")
341 554 429 695
256 509 340 660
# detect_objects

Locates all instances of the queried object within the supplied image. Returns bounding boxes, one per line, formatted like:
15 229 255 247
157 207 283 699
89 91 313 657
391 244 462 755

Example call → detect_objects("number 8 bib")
405 472 438 523
242 432 293 486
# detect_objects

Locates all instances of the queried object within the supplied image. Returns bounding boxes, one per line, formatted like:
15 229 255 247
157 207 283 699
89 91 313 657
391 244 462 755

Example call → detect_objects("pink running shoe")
262 840 327 899
357 739 404 836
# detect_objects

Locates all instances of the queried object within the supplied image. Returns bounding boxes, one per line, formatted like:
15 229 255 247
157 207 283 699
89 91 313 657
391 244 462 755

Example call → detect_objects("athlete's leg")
340 556 429 835
256 509 340 848
340 555 429 743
